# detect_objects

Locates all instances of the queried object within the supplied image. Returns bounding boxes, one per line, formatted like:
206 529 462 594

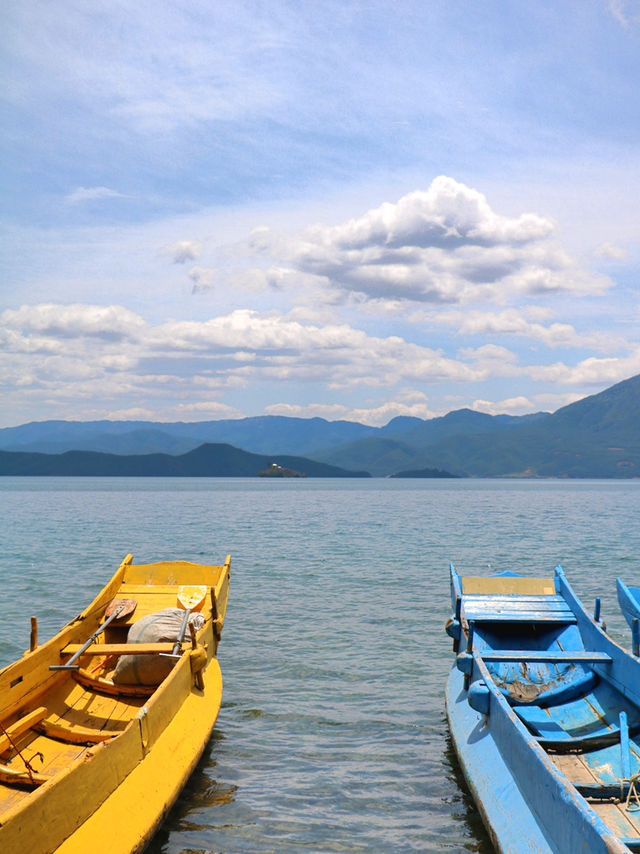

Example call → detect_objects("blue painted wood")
621 711 631 780
617 578 640 631
481 650 611 662
445 563 640 853
462 594 575 624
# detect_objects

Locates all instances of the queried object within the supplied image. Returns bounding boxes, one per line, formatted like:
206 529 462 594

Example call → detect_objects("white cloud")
0 304 145 340
472 396 536 416
66 186 126 205
265 390 438 426
0 303 492 423
430 308 614 351
169 240 203 264
274 177 611 306
527 350 640 386
595 242 628 260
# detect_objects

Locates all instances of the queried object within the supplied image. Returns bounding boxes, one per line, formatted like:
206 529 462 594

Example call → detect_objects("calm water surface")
2 478 639 853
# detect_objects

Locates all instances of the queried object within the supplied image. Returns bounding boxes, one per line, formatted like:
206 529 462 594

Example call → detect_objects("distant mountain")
2 373 639 478
314 409 549 476
0 443 371 478
408 374 640 478
383 408 549 449
0 416 376 457
316 437 420 478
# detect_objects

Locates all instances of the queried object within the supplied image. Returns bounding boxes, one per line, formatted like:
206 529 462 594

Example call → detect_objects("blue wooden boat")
445 563 640 853
618 579 640 633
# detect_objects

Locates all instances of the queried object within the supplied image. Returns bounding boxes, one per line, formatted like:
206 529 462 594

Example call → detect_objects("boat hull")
0 554 231 854
446 565 639 854
445 667 556 853
54 658 223 854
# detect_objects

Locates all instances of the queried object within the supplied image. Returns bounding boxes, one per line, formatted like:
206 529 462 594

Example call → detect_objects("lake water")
1 477 639 853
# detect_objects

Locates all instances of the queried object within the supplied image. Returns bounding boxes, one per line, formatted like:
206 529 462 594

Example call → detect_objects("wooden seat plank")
73 669 155 698
36 718 118 744
61 642 187 657
482 650 611 663
0 707 49 755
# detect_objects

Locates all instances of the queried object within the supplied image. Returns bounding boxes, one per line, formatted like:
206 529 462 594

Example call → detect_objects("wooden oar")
50 598 137 671
166 586 207 658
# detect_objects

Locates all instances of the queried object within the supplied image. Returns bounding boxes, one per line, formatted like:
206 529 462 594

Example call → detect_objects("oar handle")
49 604 125 671
171 608 192 657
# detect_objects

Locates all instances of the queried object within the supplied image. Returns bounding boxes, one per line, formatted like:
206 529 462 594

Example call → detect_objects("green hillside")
0 443 371 478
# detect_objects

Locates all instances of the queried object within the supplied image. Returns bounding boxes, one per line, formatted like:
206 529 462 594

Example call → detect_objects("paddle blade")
105 598 137 620
178 585 207 611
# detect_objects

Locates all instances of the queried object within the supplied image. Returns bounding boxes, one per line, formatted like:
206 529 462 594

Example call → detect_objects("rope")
0 720 44 785
624 773 640 812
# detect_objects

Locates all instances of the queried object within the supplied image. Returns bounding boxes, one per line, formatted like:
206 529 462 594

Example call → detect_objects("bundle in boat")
0 553 231 854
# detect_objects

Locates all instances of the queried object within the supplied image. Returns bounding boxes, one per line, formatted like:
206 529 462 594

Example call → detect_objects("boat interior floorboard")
591 802 640 838
552 749 640 838
0 679 143 809
43 677 143 733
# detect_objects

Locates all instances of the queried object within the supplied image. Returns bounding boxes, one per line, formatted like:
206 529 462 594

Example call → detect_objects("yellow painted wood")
53 659 224 854
461 576 556 596
123 560 224 587
73 669 155 698
37 719 118 744
0 706 48 754
60 642 187 657
0 552 230 854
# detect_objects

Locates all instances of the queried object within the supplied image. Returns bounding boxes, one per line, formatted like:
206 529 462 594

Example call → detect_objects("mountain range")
1 373 639 478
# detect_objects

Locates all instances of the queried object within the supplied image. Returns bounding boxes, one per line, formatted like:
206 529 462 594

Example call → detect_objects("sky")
2 0 640 428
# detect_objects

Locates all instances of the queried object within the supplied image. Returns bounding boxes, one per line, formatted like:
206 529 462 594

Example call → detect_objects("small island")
259 462 307 478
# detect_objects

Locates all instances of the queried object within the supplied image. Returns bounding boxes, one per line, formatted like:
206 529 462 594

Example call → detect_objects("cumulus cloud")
0 304 146 341
273 177 611 306
0 303 494 424
429 308 613 351
66 186 126 204
2 302 636 426
169 240 203 264
528 351 640 386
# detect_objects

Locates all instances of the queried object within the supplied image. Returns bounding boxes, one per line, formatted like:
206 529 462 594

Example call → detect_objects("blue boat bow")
446 563 640 853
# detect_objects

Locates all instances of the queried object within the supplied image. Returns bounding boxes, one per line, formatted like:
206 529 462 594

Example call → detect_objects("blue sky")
2 0 639 427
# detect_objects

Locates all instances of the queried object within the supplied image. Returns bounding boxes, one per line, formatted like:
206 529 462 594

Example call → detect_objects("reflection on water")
442 732 495 853
146 736 239 854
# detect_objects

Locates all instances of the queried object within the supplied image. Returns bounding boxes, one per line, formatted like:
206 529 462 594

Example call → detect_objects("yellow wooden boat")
0 553 231 854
